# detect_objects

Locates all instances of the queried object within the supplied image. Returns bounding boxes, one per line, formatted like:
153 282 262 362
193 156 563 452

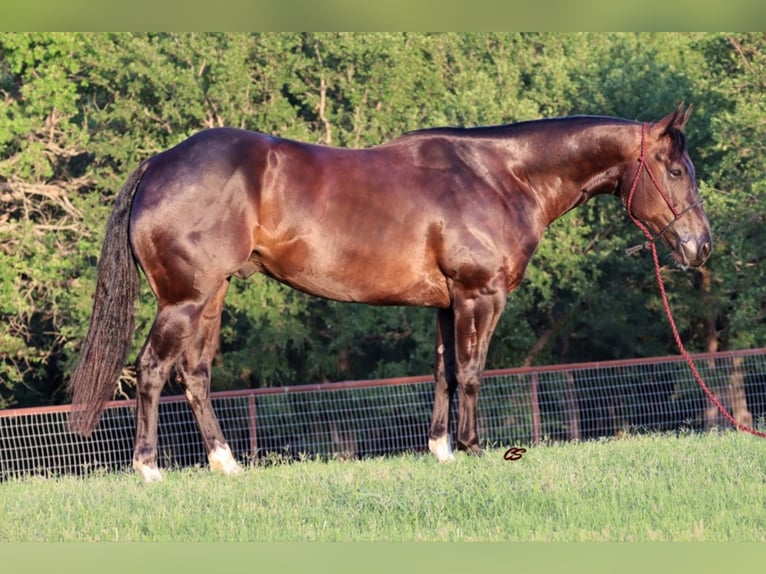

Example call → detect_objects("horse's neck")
512 123 637 223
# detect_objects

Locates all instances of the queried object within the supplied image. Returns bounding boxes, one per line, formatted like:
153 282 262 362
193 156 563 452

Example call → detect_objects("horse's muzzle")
678 234 712 268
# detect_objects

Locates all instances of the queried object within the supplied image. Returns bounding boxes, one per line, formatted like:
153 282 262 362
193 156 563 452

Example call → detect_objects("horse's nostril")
680 237 712 266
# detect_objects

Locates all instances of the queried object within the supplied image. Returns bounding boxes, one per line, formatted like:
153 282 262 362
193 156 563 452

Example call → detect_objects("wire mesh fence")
2 348 765 480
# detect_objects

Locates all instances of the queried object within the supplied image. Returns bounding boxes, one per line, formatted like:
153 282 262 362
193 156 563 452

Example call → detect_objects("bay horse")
68 104 711 482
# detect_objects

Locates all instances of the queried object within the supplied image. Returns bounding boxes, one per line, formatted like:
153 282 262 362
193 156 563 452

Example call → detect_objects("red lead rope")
627 124 766 438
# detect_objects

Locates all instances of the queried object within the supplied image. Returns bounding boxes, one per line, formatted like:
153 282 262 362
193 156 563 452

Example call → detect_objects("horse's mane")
401 116 689 161
398 115 634 140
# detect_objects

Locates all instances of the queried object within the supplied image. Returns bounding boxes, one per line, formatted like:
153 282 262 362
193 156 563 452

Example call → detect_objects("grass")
2 430 765 541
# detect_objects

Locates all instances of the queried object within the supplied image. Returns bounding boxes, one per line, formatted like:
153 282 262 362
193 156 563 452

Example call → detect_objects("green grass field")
2 430 765 542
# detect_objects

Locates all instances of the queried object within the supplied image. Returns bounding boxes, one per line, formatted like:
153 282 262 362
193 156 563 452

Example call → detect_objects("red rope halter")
626 123 766 438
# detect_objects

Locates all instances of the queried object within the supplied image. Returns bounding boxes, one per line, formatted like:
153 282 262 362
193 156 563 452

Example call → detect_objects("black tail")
68 163 149 437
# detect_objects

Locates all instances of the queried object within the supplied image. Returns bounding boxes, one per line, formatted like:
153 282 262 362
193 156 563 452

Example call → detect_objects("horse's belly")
284 273 451 307
252 243 450 307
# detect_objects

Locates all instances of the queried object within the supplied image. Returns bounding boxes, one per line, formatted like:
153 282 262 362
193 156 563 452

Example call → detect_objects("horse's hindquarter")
129 129 265 304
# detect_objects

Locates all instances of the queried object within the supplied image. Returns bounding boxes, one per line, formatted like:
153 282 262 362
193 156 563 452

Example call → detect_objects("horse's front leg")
451 283 507 455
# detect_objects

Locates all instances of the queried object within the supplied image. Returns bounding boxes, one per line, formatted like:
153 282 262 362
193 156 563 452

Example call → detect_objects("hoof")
458 442 484 457
133 460 163 483
209 444 242 476
428 436 456 462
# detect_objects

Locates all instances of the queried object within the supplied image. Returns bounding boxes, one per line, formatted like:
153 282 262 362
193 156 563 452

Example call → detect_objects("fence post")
530 372 541 446
248 394 257 462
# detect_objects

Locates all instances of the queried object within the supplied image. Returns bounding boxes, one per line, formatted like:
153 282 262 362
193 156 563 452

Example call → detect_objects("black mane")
399 115 636 140
400 115 687 159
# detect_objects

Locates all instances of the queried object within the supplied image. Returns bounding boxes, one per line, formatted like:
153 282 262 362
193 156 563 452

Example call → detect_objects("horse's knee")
457 371 481 397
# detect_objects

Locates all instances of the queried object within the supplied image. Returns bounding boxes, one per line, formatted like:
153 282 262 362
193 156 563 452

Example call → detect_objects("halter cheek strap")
625 199 704 256
624 123 702 256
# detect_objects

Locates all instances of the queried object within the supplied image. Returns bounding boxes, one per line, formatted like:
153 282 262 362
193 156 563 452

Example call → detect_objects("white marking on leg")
133 460 163 483
428 435 455 462
209 444 241 476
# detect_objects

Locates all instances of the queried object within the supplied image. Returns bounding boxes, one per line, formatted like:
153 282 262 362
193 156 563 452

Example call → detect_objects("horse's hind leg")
176 280 241 476
133 303 199 482
429 308 458 462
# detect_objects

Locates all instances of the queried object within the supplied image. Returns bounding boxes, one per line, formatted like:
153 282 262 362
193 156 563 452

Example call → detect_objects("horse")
68 103 711 482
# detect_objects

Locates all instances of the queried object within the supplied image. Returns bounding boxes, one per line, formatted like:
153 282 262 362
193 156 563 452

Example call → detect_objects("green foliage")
1 33 765 408
689 33 766 350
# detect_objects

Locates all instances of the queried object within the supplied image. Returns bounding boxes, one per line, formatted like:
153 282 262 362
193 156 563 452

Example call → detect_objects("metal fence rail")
2 348 765 479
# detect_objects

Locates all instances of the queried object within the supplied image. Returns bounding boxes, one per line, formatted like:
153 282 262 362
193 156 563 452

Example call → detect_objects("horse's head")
623 104 712 268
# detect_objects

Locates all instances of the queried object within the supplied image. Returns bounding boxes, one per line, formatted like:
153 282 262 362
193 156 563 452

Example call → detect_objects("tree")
0 32 93 408
1 32 764 410
692 33 766 352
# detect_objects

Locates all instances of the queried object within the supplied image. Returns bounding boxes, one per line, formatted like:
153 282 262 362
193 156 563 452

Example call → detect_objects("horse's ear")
653 102 692 135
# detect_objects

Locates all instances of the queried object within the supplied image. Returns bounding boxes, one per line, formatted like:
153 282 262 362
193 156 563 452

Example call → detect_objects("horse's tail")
68 162 149 437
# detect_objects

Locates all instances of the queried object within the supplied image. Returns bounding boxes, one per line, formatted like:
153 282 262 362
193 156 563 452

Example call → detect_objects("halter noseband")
625 123 702 256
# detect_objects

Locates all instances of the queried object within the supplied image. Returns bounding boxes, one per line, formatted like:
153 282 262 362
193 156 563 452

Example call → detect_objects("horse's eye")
668 167 683 179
